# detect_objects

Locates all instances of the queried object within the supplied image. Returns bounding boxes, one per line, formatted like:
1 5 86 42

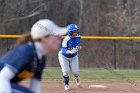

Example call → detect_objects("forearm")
63 46 82 54
0 77 11 93
66 48 79 54
0 66 15 93
30 78 41 93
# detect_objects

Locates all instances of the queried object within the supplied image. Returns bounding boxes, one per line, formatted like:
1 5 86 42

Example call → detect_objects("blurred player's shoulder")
16 43 33 51
14 43 34 57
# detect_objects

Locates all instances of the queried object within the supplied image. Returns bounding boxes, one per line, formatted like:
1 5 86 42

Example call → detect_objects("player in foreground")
0 19 67 93
58 24 81 90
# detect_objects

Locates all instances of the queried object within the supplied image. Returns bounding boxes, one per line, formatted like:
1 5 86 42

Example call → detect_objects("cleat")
75 77 81 86
65 85 70 91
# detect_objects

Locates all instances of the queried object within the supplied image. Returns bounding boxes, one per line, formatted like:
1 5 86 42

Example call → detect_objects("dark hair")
15 33 33 47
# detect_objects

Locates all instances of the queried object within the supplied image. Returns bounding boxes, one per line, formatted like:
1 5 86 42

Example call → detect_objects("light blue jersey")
60 34 81 58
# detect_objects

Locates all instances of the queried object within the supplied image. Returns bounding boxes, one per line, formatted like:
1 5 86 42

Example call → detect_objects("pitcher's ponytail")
15 33 33 47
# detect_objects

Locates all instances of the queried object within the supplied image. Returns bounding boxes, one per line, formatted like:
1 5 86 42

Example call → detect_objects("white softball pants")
58 52 79 77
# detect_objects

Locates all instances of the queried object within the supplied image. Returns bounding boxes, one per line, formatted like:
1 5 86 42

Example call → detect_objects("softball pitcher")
58 24 81 90
0 19 67 93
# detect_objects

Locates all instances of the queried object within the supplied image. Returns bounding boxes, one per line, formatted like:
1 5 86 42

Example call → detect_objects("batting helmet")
67 24 79 36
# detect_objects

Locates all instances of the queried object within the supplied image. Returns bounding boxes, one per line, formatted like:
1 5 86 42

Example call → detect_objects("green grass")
42 67 140 83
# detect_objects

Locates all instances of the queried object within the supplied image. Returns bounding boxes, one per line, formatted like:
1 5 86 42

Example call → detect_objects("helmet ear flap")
77 30 80 34
69 31 73 36
68 30 80 36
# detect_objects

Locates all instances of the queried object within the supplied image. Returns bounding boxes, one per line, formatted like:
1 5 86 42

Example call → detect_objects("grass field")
22 68 140 93
42 67 140 82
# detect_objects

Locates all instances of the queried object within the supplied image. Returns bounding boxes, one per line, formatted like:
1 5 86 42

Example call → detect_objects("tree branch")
5 10 47 22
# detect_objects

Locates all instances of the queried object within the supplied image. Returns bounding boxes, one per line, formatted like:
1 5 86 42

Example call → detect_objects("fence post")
113 40 117 69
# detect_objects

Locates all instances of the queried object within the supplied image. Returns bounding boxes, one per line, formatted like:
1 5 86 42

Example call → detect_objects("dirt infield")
25 82 140 93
